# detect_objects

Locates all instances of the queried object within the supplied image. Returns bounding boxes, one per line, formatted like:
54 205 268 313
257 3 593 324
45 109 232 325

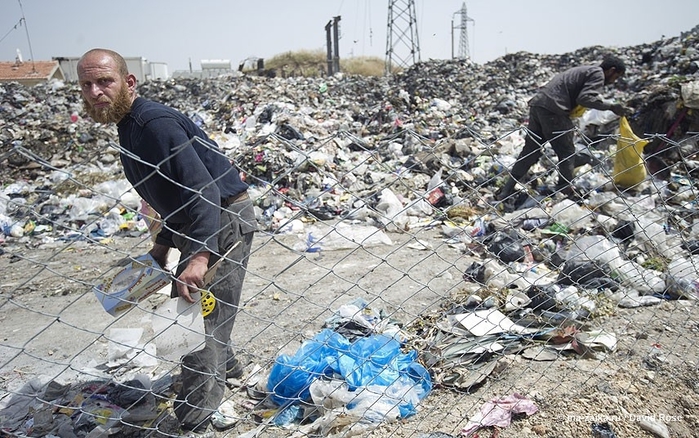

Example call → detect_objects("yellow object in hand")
201 291 216 317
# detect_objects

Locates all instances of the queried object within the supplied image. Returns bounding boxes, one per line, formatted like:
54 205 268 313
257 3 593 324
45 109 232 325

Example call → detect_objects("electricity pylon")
385 0 421 75
452 2 474 60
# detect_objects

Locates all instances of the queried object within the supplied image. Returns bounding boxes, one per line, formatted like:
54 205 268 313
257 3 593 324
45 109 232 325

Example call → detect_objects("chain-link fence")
1 116 699 438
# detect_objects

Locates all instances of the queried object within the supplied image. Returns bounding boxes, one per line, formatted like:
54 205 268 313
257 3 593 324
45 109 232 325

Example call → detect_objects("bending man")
78 48 256 434
497 54 629 201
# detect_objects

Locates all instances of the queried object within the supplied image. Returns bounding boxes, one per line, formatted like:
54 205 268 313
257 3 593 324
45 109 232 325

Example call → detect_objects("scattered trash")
149 292 206 361
1 25 699 438
210 399 240 429
293 223 392 252
521 345 559 361
106 328 158 368
0 375 175 437
591 422 617 438
453 309 536 337
460 393 538 436
266 327 431 433
417 433 454 438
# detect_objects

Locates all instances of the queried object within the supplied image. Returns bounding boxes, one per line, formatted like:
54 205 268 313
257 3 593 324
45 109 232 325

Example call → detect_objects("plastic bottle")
273 404 301 426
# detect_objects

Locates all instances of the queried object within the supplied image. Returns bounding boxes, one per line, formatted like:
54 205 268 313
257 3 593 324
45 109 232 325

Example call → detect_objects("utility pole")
385 0 420 75
17 0 36 73
333 16 341 74
451 2 474 60
325 20 334 75
325 16 342 75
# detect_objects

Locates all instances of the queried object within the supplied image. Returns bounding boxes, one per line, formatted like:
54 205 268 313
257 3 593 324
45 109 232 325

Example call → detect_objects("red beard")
83 82 133 124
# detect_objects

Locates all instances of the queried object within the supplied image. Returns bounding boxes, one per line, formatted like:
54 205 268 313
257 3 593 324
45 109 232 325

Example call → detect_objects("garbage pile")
264 325 431 434
403 182 699 390
0 374 180 437
1 24 699 438
1 27 698 241
0 300 430 438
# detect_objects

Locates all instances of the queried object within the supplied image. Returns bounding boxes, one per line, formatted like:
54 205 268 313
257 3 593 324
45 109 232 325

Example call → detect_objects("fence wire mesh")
1 117 699 438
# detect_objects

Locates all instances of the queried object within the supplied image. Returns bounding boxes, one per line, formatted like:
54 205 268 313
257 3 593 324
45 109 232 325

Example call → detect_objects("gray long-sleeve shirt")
529 64 615 116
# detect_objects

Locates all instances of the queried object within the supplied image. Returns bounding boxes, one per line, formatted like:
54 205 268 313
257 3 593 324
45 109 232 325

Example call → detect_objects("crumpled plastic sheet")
266 328 432 424
460 393 538 436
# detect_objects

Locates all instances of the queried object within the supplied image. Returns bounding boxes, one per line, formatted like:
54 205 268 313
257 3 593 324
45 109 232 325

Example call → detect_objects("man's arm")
576 67 628 116
575 69 609 110
148 242 170 269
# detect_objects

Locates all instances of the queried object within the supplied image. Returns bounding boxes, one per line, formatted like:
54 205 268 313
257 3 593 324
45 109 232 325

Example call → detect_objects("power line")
0 18 23 45
17 0 37 71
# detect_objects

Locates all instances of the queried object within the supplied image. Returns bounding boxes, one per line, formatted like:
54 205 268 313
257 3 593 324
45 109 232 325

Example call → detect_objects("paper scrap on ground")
454 309 537 337
461 393 538 436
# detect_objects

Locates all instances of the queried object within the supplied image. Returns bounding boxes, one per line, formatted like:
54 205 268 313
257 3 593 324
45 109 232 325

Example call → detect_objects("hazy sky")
2 0 697 73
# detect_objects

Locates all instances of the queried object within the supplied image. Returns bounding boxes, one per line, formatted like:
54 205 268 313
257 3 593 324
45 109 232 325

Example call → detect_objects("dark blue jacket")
117 97 247 253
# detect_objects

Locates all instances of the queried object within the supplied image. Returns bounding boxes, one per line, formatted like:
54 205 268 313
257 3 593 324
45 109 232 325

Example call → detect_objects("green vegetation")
641 256 669 272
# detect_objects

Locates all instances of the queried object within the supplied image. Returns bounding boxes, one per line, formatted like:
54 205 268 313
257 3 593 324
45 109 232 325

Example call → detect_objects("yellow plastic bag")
570 105 587 119
613 117 649 188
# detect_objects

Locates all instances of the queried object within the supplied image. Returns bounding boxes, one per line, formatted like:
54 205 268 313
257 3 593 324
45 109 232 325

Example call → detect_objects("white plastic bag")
294 223 392 252
549 199 594 231
681 81 699 109
376 188 409 231
150 292 205 361
666 256 699 299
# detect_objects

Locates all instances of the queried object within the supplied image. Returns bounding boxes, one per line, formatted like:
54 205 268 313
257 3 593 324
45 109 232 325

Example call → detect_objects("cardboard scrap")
93 253 170 316
453 309 537 337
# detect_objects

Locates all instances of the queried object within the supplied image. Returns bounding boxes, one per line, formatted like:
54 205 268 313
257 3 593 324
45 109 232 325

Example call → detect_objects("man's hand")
176 251 210 303
148 243 170 269
610 103 630 117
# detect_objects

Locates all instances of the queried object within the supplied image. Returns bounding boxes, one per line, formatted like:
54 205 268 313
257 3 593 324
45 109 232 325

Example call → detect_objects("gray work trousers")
171 198 256 431
510 105 577 193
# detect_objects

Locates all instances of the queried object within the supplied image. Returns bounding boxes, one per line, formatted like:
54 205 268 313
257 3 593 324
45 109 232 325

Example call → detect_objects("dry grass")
255 49 386 77
341 56 385 76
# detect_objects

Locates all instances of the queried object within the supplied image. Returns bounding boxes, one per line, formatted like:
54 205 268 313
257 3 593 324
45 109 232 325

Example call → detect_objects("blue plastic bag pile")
267 328 432 423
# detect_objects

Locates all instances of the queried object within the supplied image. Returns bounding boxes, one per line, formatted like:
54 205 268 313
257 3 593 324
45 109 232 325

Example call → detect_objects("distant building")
54 56 169 82
0 59 65 86
200 59 235 78
149 62 169 81
172 59 241 79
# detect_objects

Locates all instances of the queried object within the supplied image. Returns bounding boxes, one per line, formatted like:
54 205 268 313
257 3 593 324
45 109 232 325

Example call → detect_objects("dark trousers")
510 105 577 192
171 198 257 431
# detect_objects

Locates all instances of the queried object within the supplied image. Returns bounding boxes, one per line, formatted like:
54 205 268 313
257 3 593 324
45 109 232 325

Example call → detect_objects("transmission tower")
452 2 474 60
385 0 421 75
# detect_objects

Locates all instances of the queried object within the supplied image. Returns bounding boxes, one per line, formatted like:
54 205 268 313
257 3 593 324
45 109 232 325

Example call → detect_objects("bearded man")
78 48 256 436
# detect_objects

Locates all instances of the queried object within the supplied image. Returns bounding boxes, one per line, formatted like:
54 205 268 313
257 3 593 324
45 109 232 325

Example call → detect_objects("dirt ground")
1 224 699 438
